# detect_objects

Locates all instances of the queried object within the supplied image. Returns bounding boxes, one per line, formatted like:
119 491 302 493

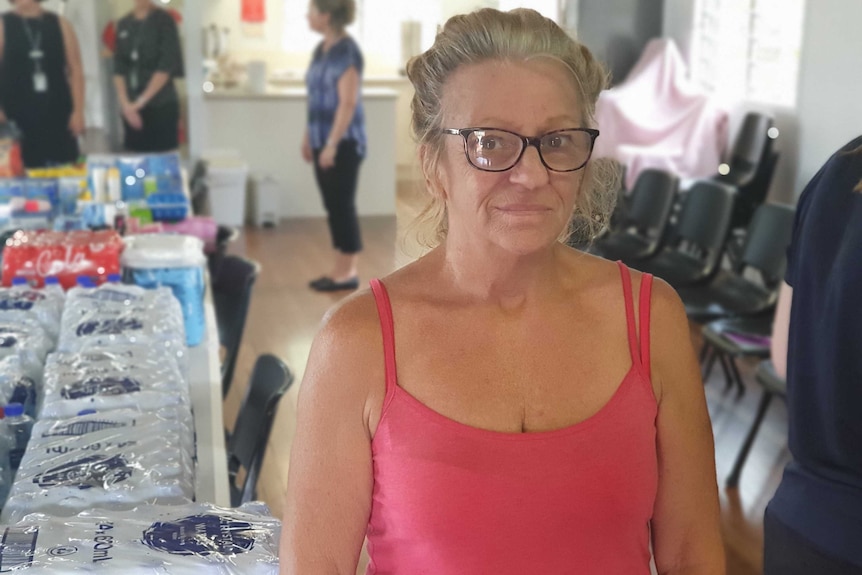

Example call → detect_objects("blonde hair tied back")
405 8 617 248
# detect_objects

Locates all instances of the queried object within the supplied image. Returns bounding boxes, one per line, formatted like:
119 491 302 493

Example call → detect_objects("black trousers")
764 508 862 574
124 99 179 153
312 140 363 254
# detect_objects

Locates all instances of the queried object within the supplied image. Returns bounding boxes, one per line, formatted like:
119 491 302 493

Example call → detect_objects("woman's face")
306 2 329 34
435 59 588 256
11 0 40 10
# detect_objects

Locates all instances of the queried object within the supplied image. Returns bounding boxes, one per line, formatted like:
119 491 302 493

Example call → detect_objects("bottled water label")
0 503 280 573
3 409 194 522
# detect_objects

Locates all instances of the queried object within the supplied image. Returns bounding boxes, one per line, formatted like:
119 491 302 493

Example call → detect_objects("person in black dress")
113 0 184 153
0 0 85 168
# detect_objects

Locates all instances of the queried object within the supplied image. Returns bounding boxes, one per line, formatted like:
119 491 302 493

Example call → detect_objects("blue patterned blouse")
305 36 367 157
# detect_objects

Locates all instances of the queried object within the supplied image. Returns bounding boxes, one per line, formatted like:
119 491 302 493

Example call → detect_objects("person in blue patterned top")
304 0 367 293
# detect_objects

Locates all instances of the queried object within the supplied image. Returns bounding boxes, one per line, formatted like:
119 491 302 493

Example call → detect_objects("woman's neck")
133 2 154 20
436 238 566 308
322 29 345 50
14 3 44 18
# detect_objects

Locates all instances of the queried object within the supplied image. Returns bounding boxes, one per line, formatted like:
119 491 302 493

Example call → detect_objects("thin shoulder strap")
639 273 654 380
369 279 398 403
616 261 640 366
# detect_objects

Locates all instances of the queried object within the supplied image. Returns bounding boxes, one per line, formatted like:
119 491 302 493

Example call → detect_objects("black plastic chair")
228 353 294 506
700 315 773 397
212 254 261 398
590 168 679 262
679 203 795 323
208 226 240 278
726 360 786 488
628 180 736 288
190 159 209 215
716 112 779 231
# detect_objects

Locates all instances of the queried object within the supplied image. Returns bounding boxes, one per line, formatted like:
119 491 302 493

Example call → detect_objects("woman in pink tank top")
282 8 724 574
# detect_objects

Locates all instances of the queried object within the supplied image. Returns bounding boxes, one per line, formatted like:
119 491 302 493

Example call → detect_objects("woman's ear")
419 144 447 201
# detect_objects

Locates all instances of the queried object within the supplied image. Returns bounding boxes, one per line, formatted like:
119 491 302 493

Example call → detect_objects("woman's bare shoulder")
317 287 382 345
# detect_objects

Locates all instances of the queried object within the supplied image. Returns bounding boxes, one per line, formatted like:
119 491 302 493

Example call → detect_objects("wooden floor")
222 182 788 575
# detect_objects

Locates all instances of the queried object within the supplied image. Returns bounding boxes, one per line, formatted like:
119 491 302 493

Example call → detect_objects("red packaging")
2 230 124 289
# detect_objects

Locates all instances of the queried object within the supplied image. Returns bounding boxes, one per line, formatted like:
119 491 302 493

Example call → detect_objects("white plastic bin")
203 152 248 226
251 174 281 227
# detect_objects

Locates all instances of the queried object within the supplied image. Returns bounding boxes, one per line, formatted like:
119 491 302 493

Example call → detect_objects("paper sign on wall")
242 0 266 23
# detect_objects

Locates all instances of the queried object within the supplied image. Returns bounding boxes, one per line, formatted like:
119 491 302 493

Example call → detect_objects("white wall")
183 0 206 160
793 0 862 196
661 0 694 65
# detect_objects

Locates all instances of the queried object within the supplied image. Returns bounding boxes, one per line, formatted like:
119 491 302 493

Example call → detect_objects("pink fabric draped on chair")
593 38 729 189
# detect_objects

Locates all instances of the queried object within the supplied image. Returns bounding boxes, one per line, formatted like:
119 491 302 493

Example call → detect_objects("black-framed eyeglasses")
443 127 600 173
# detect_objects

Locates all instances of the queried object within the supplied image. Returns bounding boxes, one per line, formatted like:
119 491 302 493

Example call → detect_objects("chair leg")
726 391 775 488
718 353 734 391
701 344 717 382
728 357 747 398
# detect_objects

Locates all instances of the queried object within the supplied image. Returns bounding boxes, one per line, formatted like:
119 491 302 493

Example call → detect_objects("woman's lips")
497 204 552 214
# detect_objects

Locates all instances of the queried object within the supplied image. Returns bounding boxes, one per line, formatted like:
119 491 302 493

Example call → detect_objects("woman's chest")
391 310 636 433
116 21 158 63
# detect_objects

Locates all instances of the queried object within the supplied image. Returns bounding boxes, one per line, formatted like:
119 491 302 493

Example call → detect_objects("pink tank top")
366 262 658 574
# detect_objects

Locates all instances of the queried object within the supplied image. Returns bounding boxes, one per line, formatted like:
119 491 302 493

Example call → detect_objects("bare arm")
770 282 793 379
317 67 360 169
280 294 380 574
60 17 85 135
131 71 170 111
328 66 359 146
649 279 725 575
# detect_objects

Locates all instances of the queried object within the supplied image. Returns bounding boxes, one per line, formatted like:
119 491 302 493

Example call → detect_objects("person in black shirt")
765 136 862 573
112 0 184 153
0 0 85 168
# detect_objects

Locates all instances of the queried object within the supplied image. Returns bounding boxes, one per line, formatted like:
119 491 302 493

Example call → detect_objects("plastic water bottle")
107 273 122 284
44 276 64 295
7 376 37 418
4 403 33 472
76 276 95 288
10 277 28 287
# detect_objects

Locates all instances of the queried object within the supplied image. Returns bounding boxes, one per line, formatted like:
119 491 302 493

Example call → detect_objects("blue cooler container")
121 234 206 346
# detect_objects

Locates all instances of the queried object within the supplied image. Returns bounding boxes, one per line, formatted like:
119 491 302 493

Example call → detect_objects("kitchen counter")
200 86 397 219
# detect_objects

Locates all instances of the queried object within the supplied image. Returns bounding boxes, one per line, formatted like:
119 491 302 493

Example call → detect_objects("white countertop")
204 86 398 100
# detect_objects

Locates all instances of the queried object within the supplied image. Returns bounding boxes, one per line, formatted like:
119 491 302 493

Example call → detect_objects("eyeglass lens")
465 129 593 172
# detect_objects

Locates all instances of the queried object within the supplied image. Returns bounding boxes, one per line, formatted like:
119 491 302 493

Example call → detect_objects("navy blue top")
769 135 862 564
305 36 366 157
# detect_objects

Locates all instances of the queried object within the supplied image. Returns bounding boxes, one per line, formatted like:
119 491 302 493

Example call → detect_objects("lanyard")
21 18 44 72
127 17 149 92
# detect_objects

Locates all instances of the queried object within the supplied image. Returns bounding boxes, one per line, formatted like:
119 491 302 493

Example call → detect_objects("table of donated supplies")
0 235 280 573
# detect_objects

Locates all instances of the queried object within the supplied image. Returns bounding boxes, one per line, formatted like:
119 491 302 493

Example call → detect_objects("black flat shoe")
309 276 332 289
311 276 359 292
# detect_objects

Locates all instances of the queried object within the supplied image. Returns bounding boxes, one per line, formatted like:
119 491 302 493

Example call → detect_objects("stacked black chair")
681 203 795 323
716 112 779 232
688 203 795 396
227 353 294 506
700 315 773 397
590 168 679 262
725 360 786 488
628 180 736 288
212 254 261 398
